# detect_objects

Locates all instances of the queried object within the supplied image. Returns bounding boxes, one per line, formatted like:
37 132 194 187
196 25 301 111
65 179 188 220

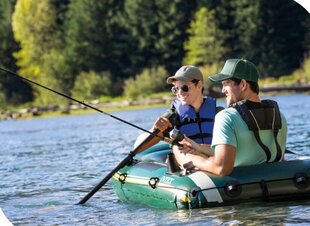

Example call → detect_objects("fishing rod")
0 67 176 144
1 67 185 205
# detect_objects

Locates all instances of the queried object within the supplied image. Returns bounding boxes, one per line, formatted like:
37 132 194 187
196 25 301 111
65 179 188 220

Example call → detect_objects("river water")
0 94 309 225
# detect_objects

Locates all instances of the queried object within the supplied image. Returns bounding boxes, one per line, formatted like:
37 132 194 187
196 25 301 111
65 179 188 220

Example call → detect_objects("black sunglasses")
171 84 190 94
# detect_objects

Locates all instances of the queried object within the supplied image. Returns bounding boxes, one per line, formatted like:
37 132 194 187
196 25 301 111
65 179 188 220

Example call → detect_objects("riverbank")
1 84 310 121
0 96 174 121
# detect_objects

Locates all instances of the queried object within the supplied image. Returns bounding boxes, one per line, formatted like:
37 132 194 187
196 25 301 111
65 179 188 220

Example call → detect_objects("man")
173 59 287 176
134 65 217 153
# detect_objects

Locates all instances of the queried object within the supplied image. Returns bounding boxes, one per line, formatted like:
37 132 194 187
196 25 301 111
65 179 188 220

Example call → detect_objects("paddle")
77 129 162 204
78 109 176 205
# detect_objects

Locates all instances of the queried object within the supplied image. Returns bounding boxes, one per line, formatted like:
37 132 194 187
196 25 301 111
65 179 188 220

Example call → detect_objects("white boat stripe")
188 171 223 203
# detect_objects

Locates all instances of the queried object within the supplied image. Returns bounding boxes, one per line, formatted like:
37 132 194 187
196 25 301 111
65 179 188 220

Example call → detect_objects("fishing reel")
166 127 183 174
169 127 184 145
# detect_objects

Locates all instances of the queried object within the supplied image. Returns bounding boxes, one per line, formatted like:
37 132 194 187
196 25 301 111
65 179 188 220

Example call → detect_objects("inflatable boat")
112 143 310 209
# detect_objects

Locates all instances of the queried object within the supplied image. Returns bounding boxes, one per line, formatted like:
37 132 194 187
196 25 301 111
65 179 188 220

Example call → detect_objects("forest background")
0 0 309 112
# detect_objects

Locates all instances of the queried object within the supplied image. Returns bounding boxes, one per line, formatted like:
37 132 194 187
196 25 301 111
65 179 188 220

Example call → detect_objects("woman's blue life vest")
171 97 216 144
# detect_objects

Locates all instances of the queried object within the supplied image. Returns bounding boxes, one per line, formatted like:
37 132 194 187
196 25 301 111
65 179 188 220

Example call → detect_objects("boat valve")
119 173 127 184
149 177 160 189
294 173 310 190
189 188 198 198
224 182 242 197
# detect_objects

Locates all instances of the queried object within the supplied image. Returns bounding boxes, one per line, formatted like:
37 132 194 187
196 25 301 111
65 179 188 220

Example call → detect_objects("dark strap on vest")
233 100 283 163
188 132 213 140
181 117 214 125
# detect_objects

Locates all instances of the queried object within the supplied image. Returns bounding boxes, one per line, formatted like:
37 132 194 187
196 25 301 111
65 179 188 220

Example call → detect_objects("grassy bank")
0 93 173 121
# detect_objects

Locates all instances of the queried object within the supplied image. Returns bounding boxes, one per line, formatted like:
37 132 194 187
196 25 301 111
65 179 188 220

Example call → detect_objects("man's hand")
176 135 214 156
152 116 171 132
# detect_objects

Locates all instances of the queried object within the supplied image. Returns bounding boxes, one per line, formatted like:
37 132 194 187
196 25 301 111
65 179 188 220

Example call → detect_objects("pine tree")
183 7 226 66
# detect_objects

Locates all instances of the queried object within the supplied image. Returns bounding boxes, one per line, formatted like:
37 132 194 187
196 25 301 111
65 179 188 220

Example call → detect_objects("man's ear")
240 79 247 91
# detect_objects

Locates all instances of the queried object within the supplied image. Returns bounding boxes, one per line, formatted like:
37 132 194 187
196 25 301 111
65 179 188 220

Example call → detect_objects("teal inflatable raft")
112 144 310 209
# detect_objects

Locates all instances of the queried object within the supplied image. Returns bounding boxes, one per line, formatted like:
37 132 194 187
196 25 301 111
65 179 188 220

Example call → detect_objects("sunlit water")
0 94 309 225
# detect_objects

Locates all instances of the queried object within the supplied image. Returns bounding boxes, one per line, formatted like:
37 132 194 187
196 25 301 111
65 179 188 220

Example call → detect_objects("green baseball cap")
208 59 260 83
167 65 203 84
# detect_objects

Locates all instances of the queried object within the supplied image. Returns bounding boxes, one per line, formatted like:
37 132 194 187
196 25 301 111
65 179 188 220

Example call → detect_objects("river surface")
0 94 309 225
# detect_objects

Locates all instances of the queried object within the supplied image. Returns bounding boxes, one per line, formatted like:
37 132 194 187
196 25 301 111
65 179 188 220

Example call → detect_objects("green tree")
252 0 310 76
207 0 260 60
209 0 309 76
46 0 72 92
183 7 226 66
122 0 197 74
12 0 54 103
12 0 69 104
0 0 33 105
13 0 55 79
0 0 18 69
65 0 134 84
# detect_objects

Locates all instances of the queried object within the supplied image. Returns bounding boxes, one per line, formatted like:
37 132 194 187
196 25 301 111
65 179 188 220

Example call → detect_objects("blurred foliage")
122 0 197 74
256 0 309 76
0 81 6 108
64 0 133 83
12 0 67 105
123 66 168 99
260 57 310 86
72 71 112 101
0 0 34 105
12 0 56 80
199 63 222 88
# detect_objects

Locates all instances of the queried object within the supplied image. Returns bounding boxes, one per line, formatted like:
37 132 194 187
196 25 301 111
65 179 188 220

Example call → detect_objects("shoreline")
0 96 174 121
1 85 310 121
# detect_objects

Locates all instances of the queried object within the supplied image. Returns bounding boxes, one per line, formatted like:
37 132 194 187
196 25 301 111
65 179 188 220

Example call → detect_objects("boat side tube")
112 144 310 209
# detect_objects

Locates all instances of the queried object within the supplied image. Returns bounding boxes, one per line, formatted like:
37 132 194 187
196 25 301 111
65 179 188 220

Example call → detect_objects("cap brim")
166 76 192 84
208 73 232 83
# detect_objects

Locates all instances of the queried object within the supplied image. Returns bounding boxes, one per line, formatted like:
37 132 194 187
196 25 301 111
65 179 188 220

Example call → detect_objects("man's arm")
173 144 236 176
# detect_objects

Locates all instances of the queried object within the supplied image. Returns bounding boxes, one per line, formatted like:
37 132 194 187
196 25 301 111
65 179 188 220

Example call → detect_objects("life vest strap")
233 100 283 163
181 117 214 125
188 133 213 140
252 130 271 161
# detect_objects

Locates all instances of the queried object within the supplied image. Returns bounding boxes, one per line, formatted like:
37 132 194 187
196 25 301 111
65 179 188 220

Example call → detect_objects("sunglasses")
171 84 190 94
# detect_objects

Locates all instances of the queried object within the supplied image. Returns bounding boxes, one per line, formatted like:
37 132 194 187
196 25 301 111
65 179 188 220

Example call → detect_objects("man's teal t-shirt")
211 107 287 167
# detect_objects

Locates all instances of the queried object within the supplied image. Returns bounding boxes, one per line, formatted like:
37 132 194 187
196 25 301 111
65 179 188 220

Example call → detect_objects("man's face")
172 80 201 105
221 79 243 107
